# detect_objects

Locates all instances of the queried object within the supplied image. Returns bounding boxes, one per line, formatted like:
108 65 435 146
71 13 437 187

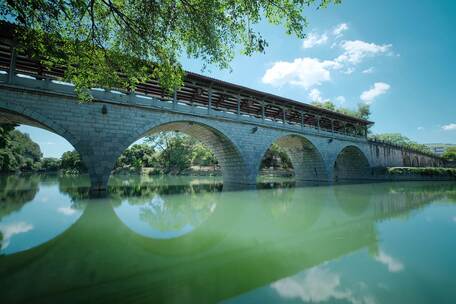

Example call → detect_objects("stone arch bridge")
0 40 443 192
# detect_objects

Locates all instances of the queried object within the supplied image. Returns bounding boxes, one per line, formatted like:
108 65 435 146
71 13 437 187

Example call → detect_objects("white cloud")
362 67 375 74
442 123 456 131
271 266 374 304
303 32 328 49
342 67 355 75
0 222 34 249
262 57 341 89
360 82 390 104
336 40 392 65
374 250 404 272
57 206 77 216
417 126 424 131
309 88 323 102
333 23 349 36
335 96 346 105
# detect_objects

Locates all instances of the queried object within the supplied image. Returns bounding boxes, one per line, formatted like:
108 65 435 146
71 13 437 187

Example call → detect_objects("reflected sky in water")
0 174 455 304
0 175 84 254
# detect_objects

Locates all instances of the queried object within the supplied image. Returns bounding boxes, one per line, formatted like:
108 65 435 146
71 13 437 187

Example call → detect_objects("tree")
191 143 217 167
1 1 341 100
60 150 87 174
115 144 157 171
0 128 42 172
0 124 17 149
40 157 61 172
311 101 371 120
261 143 292 170
442 147 456 162
146 132 194 174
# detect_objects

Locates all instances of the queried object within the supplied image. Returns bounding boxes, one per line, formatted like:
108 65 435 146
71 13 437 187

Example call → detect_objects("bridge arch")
0 103 104 187
333 145 371 182
258 134 328 182
115 120 249 187
0 103 81 149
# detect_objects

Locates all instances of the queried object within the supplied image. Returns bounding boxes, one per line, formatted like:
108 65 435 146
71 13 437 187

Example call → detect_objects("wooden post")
172 90 177 109
261 101 265 121
331 119 334 134
282 108 286 124
8 46 16 83
237 94 241 116
300 112 304 129
208 87 212 114
316 115 320 131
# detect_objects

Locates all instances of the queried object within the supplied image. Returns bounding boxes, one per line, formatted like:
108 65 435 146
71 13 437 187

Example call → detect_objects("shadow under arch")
112 120 249 187
333 145 371 182
259 134 329 183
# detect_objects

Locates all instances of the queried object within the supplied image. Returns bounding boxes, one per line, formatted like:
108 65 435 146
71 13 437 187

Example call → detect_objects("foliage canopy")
1 0 340 100
0 127 42 172
442 146 456 162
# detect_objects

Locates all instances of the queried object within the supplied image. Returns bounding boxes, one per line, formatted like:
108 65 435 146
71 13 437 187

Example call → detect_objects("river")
0 174 455 303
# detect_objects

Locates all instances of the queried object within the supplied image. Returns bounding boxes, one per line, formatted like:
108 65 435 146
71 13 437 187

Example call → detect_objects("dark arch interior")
117 121 247 185
334 146 371 182
260 135 328 183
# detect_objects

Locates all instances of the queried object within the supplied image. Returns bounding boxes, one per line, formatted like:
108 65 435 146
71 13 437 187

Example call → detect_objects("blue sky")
19 0 456 157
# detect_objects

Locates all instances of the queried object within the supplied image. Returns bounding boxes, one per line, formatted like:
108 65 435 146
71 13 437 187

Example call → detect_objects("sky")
18 0 456 157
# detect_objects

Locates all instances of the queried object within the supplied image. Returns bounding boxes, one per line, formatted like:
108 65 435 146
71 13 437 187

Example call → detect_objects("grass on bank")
387 167 456 177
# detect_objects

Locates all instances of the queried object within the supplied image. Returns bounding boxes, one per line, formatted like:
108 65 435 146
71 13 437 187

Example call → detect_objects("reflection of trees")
139 193 218 233
54 175 90 210
0 174 40 250
109 176 222 233
0 174 40 220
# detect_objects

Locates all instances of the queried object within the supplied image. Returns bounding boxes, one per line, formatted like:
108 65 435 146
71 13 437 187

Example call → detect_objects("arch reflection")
110 175 223 239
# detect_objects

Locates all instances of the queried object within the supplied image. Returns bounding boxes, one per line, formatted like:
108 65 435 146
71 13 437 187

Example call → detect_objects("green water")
0 174 455 304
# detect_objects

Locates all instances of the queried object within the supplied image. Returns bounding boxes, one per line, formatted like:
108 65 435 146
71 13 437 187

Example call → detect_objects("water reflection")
0 174 455 304
0 174 85 255
111 176 223 239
